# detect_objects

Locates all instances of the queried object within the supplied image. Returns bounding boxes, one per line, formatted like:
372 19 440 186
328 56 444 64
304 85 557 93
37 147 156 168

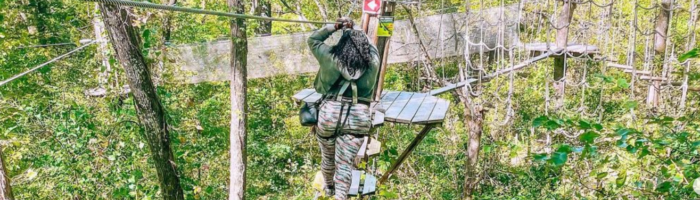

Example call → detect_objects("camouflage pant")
317 132 365 200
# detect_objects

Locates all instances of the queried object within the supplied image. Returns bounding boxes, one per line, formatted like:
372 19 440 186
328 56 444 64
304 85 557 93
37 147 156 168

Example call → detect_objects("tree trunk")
227 0 248 199
253 0 272 36
99 4 184 200
553 1 576 109
0 147 14 200
459 95 484 200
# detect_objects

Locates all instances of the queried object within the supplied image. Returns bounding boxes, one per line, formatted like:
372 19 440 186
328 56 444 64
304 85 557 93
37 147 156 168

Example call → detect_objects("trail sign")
377 17 394 37
363 0 382 14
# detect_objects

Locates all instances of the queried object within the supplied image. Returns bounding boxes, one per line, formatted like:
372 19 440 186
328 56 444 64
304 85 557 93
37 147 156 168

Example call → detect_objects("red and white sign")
363 0 382 14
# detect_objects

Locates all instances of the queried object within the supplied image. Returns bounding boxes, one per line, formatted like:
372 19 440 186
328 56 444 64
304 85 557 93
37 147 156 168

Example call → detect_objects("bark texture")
459 95 484 200
654 0 672 53
553 1 576 109
227 0 248 199
0 147 14 200
99 4 184 200
253 0 272 36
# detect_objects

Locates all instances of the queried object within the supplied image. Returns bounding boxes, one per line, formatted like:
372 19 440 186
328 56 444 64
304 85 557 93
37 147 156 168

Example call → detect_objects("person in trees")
307 17 380 199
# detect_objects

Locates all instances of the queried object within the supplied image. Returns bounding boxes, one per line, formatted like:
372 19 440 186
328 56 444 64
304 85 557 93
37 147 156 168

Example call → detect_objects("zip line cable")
0 41 97 87
83 0 335 24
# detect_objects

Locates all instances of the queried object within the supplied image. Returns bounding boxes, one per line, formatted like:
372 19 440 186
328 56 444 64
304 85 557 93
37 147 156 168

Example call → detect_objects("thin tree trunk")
553 0 576 109
227 0 248 199
402 5 439 89
0 147 14 200
458 94 484 200
155 0 177 85
313 0 328 21
99 4 184 200
253 0 272 36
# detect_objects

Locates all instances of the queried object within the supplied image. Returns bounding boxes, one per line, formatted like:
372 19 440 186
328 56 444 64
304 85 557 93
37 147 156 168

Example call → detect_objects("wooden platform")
293 89 450 125
524 43 599 57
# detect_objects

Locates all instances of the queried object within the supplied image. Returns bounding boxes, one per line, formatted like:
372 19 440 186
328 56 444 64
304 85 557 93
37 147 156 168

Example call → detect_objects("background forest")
1 0 700 199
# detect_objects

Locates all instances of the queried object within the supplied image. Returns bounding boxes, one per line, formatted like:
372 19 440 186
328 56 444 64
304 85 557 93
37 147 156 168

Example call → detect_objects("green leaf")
692 141 700 148
592 123 603 131
679 47 699 62
616 169 627 187
616 128 632 137
551 152 568 166
533 153 548 161
556 144 573 153
597 172 609 179
532 116 548 127
656 181 672 193
623 101 638 109
545 120 561 130
638 148 650 158
578 120 591 129
617 78 629 88
579 131 600 144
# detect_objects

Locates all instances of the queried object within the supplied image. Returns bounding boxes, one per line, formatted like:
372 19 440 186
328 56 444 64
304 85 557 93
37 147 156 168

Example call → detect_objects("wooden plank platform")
640 76 668 81
293 90 450 125
525 43 599 57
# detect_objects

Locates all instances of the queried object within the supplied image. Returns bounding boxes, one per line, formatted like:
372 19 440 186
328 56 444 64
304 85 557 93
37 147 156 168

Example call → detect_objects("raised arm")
307 25 337 61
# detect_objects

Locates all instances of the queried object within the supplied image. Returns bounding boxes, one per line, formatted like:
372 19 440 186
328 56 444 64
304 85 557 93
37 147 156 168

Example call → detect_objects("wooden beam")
639 76 668 81
607 63 633 70
374 2 397 101
428 51 553 96
379 124 435 184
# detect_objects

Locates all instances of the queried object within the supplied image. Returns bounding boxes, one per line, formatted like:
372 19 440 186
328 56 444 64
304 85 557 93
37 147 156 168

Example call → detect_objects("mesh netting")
167 4 520 83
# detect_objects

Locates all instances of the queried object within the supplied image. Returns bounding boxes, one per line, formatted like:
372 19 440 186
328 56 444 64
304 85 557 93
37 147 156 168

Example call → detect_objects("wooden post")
374 2 396 101
647 0 672 107
378 124 435 184
553 0 576 109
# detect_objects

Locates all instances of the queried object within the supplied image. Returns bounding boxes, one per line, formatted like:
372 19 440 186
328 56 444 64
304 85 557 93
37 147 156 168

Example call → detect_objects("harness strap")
335 80 359 105
336 81 351 102
351 82 358 104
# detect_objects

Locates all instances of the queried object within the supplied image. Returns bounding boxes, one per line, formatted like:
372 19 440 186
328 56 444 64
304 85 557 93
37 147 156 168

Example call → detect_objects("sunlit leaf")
579 131 600 144
551 152 568 166
679 47 699 62
616 169 627 187
532 116 548 127
578 120 591 129
533 153 548 161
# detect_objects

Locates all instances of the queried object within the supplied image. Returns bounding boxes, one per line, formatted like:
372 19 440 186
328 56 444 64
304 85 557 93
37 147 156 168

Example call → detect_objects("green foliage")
679 47 699 62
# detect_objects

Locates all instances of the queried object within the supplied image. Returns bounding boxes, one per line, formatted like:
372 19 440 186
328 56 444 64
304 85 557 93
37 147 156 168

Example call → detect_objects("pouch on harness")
316 70 372 138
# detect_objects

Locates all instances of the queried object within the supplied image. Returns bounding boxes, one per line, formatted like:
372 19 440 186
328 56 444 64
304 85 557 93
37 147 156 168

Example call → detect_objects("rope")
0 41 97 87
83 0 334 24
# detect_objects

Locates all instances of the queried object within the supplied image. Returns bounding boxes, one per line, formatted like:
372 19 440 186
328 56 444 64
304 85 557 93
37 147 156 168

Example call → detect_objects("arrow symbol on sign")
368 0 377 10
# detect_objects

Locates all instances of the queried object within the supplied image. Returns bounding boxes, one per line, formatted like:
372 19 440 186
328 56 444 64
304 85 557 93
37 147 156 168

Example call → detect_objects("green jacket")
307 26 380 100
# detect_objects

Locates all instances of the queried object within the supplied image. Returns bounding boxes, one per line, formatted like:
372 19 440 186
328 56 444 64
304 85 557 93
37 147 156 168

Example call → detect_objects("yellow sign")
377 17 394 37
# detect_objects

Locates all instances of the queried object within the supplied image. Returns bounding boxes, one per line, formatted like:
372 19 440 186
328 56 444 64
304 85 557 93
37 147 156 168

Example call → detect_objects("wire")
84 0 335 24
0 41 97 87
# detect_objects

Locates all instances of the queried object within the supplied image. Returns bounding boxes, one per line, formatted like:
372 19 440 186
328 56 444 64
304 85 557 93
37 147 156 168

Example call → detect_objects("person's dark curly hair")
330 29 372 76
